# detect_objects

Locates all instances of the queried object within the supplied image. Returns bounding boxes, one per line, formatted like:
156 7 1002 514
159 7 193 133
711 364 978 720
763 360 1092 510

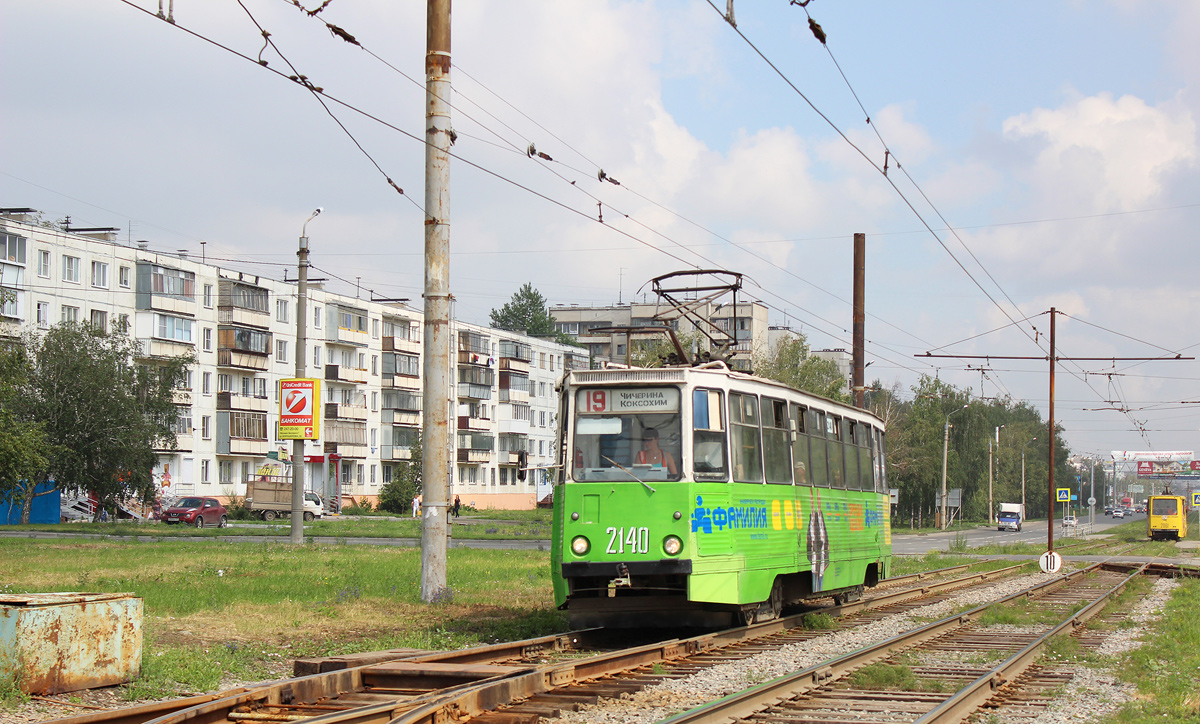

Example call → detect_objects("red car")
161 497 228 528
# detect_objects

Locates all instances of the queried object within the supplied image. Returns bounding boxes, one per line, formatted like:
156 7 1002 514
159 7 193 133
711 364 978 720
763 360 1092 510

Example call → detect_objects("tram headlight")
663 535 683 556
571 536 590 556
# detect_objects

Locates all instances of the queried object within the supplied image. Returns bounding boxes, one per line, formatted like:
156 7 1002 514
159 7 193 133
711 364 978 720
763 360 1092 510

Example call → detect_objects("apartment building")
0 209 581 510
549 299 769 370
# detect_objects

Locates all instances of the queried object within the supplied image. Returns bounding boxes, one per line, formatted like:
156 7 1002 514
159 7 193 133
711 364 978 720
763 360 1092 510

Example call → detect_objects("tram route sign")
1193 492 1200 507
1039 550 1063 574
1056 488 1070 503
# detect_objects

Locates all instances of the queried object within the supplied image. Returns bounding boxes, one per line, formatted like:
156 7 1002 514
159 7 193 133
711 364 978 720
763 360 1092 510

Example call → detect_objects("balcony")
139 337 194 359
458 415 491 432
381 445 414 461
384 333 421 354
227 438 270 456
457 383 492 400
217 349 269 371
457 349 492 367
172 389 192 405
499 388 529 404
457 448 492 463
498 356 530 374
325 441 368 459
384 409 420 426
325 364 367 385
174 433 194 452
326 326 369 348
496 450 519 465
218 307 269 328
217 392 271 413
326 401 368 421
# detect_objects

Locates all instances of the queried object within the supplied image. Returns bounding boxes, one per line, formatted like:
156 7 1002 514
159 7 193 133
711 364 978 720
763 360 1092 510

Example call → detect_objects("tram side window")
762 398 793 484
790 405 811 485
875 430 888 492
729 392 763 483
692 389 728 481
827 416 845 488
858 425 875 491
843 421 861 490
808 409 829 487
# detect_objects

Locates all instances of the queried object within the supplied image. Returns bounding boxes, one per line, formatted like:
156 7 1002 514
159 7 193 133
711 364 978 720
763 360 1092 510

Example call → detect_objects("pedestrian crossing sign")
1192 492 1200 507
1056 488 1070 502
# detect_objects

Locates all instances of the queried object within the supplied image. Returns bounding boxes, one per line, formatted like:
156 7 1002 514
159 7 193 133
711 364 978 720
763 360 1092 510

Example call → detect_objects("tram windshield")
572 387 682 482
1151 498 1178 516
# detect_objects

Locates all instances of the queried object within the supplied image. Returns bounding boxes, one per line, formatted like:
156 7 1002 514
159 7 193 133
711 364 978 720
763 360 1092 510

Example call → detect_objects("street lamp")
290 207 322 545
1021 436 1037 515
940 404 969 530
989 425 1005 525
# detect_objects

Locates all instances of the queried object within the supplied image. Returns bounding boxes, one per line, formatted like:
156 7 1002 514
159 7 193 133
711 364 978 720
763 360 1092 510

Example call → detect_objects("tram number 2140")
606 526 649 555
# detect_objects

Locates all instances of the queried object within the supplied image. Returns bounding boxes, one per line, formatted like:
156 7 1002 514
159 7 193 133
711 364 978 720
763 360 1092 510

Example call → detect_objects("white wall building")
0 209 581 510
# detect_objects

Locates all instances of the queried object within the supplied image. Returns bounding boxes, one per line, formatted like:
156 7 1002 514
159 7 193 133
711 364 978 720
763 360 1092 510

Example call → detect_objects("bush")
342 501 375 516
224 495 255 521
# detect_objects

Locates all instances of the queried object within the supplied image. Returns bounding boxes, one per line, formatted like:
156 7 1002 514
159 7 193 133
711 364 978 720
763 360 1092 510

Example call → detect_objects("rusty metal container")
0 592 142 694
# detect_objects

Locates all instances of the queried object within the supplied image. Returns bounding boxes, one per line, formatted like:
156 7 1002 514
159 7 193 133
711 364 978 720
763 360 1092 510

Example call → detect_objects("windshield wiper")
601 456 656 493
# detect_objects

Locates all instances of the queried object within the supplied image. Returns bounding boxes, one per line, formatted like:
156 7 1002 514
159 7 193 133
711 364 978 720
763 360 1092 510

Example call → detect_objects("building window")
276 340 289 363
203 327 213 352
371 391 378 411
0 233 26 264
89 309 107 331
116 313 129 332
37 250 50 278
276 299 288 323
61 305 79 323
203 283 213 307
201 416 212 439
62 256 80 283
219 461 233 484
383 465 393 483
370 464 377 484
313 345 321 368
371 355 378 375
155 314 193 343
372 318 380 338
119 266 131 288
202 372 212 395
91 261 108 288
201 459 211 484
36 301 49 329
313 305 322 328
148 265 196 300
370 428 378 447
241 461 251 482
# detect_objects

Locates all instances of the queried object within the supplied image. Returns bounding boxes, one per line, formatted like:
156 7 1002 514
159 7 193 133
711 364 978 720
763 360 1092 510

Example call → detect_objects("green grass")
0 538 565 704
845 662 945 692
1109 579 1200 722
4 510 555 540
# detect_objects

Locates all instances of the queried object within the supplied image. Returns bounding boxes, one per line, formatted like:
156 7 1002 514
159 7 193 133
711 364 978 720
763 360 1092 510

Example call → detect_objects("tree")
3 322 192 521
378 433 423 515
490 283 557 336
752 333 849 402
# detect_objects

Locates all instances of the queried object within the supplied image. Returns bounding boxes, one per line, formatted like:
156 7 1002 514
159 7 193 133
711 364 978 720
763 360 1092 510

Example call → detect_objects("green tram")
551 363 891 628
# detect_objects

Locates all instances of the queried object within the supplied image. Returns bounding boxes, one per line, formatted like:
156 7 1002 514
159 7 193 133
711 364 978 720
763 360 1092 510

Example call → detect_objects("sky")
4 0 1200 462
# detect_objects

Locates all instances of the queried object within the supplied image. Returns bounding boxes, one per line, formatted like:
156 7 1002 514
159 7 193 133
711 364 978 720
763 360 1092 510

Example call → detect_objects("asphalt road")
892 510 1143 556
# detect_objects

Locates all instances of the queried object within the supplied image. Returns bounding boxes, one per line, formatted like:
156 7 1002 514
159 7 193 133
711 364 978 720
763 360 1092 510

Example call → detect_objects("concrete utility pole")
940 404 967 530
421 0 452 602
852 233 866 409
292 207 321 544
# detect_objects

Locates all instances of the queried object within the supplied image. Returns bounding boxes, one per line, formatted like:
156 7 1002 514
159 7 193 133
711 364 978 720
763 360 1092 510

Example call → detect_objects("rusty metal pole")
1047 307 1056 555
852 233 865 408
421 0 451 602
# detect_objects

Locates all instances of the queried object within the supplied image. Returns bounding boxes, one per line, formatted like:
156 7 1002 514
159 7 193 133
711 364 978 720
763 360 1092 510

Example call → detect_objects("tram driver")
635 428 678 477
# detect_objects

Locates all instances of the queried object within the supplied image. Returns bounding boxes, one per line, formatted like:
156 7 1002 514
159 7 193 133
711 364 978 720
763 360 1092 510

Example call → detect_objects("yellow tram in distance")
1147 495 1188 541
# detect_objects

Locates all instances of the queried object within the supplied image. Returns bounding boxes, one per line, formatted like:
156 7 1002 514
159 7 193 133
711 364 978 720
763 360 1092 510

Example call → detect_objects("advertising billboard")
279 378 321 440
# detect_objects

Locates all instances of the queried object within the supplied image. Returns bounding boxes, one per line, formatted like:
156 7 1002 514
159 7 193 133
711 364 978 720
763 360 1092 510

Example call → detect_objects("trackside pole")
421 0 452 602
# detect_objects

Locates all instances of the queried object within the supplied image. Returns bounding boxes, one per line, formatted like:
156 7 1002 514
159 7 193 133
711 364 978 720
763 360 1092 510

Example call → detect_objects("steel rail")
912 563 1149 723
48 562 1030 724
650 563 1103 724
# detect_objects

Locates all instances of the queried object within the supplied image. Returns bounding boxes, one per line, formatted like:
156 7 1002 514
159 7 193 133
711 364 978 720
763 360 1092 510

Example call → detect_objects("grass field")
0 537 561 703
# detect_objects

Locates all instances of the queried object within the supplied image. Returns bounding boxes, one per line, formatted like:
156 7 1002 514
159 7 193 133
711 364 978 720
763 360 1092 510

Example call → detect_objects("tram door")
692 388 732 556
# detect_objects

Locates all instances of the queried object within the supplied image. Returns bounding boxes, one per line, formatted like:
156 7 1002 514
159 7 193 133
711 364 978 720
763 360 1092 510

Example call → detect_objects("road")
892 510 1151 556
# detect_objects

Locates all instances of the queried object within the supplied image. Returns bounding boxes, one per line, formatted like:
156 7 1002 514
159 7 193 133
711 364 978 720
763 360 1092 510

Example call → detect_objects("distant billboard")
1137 460 1200 478
1112 450 1193 462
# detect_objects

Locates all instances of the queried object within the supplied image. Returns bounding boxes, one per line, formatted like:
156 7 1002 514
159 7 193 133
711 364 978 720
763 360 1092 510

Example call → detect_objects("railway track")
48 560 1191 724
